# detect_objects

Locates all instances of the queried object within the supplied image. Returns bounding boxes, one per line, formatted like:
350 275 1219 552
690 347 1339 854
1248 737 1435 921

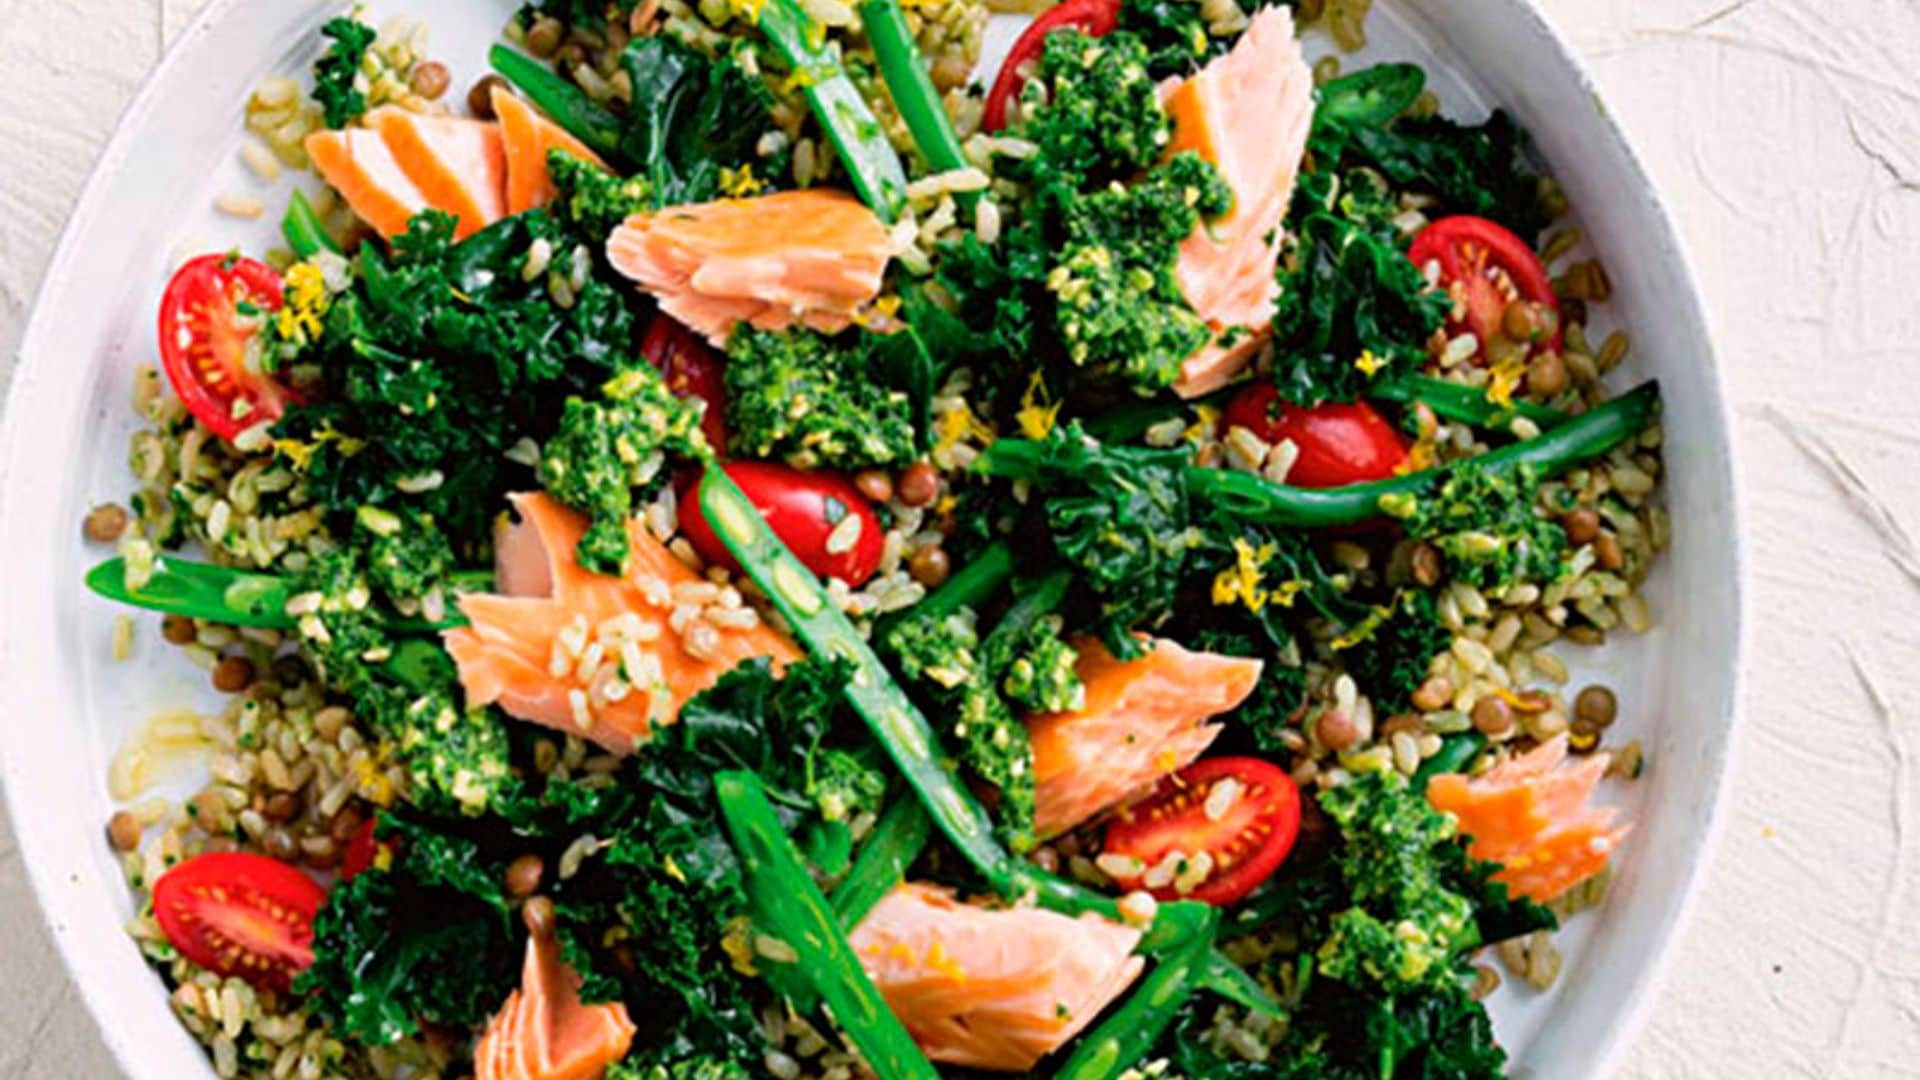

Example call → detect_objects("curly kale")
615 36 781 205
312 16 377 128
540 364 708 574
1183 626 1307 751
1336 589 1454 714
1117 0 1228 78
275 209 644 553
607 1057 751 1080
723 327 920 470
1399 461 1567 593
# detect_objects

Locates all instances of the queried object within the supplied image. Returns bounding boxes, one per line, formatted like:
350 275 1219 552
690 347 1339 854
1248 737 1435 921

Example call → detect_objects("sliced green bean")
758 0 909 221
281 189 340 259
1412 731 1487 792
859 0 974 207
84 557 486 632
714 771 939 1080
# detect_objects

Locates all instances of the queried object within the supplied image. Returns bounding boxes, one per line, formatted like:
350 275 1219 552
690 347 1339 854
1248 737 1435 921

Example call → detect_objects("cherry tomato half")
338 819 380 881
158 254 295 441
643 315 730 452
981 0 1122 132
151 851 325 991
679 461 884 587
1101 756 1301 906
1220 383 1409 488
1406 215 1562 359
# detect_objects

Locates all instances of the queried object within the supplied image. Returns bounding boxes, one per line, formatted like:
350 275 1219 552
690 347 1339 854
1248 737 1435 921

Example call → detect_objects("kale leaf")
723 326 921 470
312 16 377 128
1336 589 1453 715
616 37 780 206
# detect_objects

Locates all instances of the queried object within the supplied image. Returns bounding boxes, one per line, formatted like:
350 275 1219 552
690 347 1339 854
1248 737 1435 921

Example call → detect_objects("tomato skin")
158 254 294 441
643 315 730 452
981 0 1122 132
339 819 379 881
1406 215 1562 356
151 852 325 991
1220 383 1409 488
1101 757 1301 906
679 461 884 586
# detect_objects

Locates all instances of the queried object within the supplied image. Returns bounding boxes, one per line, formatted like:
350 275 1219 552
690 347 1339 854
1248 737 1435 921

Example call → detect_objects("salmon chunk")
474 921 635 1080
492 86 611 215
1427 734 1631 902
605 190 893 346
1025 637 1263 838
304 128 431 239
1160 6 1315 397
441 493 800 754
847 883 1145 1072
367 107 509 238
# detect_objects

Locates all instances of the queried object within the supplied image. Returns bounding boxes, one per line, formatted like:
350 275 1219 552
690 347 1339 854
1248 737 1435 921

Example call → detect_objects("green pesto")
723 326 918 470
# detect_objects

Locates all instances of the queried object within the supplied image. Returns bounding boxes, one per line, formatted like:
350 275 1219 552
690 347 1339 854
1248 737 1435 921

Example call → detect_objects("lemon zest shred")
1015 371 1061 440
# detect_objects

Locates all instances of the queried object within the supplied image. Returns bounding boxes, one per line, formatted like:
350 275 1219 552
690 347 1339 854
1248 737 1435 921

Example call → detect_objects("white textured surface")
0 1 1915 1078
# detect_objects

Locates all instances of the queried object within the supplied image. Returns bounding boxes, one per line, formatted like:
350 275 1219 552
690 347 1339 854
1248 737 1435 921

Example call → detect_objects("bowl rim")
0 1 1748 1077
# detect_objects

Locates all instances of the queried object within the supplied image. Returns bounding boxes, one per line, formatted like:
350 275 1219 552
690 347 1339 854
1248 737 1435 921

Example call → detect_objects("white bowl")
0 1 1743 1076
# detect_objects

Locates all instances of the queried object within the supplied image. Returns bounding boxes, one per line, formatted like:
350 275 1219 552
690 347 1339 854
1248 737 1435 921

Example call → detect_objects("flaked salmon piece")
492 86 611 215
1160 6 1314 397
304 128 431 239
442 493 800 754
847 883 1145 1073
368 107 509 238
474 919 636 1080
1025 638 1263 838
605 190 892 346
1427 734 1631 903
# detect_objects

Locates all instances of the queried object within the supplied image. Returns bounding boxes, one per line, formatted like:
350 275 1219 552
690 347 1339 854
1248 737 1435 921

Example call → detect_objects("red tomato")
338 819 380 881
981 0 1122 132
679 461 884 586
1220 383 1409 488
157 254 295 441
1101 757 1301 906
1406 215 1562 358
151 852 325 990
643 315 730 452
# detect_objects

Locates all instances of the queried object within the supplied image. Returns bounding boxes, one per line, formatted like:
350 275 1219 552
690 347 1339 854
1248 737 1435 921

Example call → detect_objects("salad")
81 0 1664 1077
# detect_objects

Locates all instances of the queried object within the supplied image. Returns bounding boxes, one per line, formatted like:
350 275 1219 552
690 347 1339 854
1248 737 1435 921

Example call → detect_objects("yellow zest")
1183 403 1221 445
934 400 996 458
372 845 395 873
925 941 967 981
726 0 770 20
1354 349 1388 377
1155 748 1180 773
1486 356 1525 408
1015 371 1062 440
273 261 332 343
1398 439 1437 475
1210 537 1277 612
662 854 687 883
1330 602 1395 651
721 916 759 976
718 164 765 199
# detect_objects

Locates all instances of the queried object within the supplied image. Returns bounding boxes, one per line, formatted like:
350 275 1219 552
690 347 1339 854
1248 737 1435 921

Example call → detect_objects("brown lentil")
897 461 940 507
1527 351 1569 397
1560 508 1600 545
523 895 557 937
264 827 299 861
1410 675 1453 713
468 74 510 118
525 16 564 57
106 811 142 852
505 854 545 899
1593 531 1625 571
1574 685 1618 729
161 614 198 646
83 503 130 543
1316 709 1360 752
211 656 257 694
408 60 451 100
908 545 952 588
853 468 894 504
1381 714 1423 739
1501 300 1539 343
263 791 303 823
1471 696 1514 737
329 805 365 846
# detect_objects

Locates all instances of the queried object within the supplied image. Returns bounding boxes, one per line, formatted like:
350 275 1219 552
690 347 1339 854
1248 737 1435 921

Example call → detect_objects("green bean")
280 190 340 259
1371 373 1568 431
714 771 939 1080
758 0 910 221
487 44 624 161
1198 951 1286 1019
859 0 975 209
831 797 933 930
1054 902 1218 1080
84 557 486 631
1412 731 1487 792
